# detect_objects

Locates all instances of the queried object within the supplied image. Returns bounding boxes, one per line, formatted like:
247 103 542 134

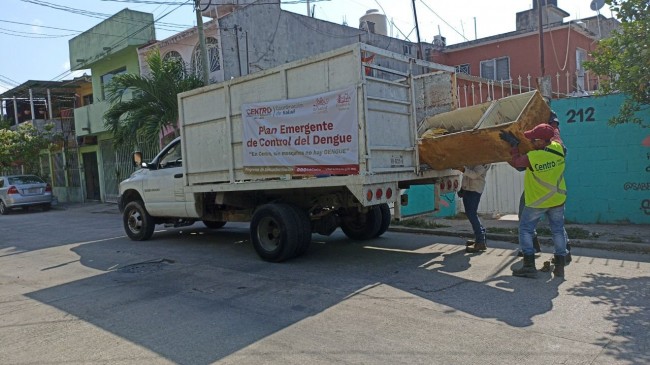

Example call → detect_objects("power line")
0 26 75 38
417 0 468 42
0 75 20 88
49 0 193 82
99 0 331 5
18 0 193 32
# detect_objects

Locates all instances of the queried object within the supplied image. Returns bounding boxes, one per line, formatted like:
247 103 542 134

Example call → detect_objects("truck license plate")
391 155 404 167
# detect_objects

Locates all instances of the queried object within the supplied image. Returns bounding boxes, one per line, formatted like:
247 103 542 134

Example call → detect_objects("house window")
455 64 470 75
192 36 221 79
480 57 510 81
403 44 412 56
101 67 126 100
163 50 183 64
163 50 186 76
575 48 588 93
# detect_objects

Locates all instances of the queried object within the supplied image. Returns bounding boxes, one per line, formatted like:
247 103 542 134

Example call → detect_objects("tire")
287 205 312 258
0 201 8 215
250 203 302 262
340 206 382 240
123 200 155 241
203 220 226 229
374 203 391 238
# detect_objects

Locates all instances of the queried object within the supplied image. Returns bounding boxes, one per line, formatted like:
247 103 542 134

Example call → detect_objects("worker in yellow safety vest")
499 123 569 278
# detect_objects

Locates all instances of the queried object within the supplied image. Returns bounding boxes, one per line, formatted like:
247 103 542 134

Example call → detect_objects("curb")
388 226 650 254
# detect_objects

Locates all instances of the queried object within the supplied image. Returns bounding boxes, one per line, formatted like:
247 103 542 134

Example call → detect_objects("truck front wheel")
123 201 155 241
340 206 381 240
250 203 303 262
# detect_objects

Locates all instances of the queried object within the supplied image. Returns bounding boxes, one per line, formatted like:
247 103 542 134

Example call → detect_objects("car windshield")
8 175 45 185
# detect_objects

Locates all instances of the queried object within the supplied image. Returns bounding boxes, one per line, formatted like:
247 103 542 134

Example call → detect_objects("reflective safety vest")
524 141 567 208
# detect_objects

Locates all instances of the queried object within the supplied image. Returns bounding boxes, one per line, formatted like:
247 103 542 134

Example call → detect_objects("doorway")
82 152 101 201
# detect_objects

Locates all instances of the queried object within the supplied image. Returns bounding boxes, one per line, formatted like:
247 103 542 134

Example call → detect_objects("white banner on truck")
242 86 359 175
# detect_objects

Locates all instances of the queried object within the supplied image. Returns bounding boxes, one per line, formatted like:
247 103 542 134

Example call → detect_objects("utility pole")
411 0 423 59
195 0 210 85
234 25 242 77
537 0 545 77
537 0 551 99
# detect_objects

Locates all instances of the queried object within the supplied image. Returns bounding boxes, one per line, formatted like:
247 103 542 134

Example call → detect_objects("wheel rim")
0 202 5 214
257 216 281 252
127 208 143 234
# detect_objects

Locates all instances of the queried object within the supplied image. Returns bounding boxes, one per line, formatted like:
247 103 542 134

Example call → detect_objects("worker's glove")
499 131 520 147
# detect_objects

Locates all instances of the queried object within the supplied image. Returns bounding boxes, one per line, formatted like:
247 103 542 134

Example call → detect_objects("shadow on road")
22 226 578 364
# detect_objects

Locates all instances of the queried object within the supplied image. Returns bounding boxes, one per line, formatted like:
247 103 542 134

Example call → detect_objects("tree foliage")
0 123 55 175
583 0 650 127
104 49 204 146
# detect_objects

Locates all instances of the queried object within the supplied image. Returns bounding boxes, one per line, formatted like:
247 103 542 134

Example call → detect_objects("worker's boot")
552 255 565 277
533 235 541 253
466 242 487 253
465 239 476 247
512 254 537 278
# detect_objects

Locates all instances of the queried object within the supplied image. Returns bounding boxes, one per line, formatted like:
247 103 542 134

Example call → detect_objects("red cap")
524 124 555 141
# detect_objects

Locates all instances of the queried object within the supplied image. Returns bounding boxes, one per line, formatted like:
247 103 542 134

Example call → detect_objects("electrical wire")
50 0 192 82
418 0 469 42
18 0 193 31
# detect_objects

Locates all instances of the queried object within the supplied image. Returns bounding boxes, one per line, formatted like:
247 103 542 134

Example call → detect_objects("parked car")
0 175 53 214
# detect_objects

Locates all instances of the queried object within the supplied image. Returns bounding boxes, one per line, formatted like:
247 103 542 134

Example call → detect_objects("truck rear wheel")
123 200 155 241
250 203 305 262
375 203 391 237
203 220 226 229
288 205 312 257
340 206 381 240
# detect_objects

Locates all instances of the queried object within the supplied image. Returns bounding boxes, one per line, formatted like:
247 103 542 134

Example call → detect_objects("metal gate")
99 140 119 203
101 139 160 203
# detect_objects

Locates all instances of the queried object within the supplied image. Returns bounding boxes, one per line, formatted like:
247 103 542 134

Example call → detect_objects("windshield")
8 175 45 185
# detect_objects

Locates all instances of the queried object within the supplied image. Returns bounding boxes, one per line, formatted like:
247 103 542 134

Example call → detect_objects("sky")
0 0 613 94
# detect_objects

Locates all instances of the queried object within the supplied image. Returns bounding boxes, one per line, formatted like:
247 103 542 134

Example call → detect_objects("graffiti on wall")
640 136 650 216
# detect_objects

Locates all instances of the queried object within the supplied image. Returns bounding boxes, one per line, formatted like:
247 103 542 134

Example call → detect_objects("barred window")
455 64 470 75
192 36 221 78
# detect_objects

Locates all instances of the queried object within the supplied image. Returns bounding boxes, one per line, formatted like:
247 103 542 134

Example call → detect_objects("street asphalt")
2 201 648 364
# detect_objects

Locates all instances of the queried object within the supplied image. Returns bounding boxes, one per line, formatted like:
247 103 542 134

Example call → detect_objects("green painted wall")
400 185 457 218
551 94 650 224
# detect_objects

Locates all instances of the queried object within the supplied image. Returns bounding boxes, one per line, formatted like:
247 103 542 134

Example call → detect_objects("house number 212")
566 107 596 123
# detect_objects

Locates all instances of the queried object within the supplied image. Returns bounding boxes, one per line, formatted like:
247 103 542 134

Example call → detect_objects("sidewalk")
391 213 650 254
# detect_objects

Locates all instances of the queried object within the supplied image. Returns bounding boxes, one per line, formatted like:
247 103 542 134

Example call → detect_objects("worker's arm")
462 164 490 179
507 147 530 171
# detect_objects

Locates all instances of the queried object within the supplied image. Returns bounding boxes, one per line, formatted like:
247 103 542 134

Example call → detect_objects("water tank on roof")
359 9 388 36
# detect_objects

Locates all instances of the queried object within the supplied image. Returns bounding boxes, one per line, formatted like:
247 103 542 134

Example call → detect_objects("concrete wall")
217 3 419 80
418 94 649 225
552 94 650 224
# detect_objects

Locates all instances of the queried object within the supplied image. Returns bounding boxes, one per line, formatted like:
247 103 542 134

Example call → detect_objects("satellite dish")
590 0 605 11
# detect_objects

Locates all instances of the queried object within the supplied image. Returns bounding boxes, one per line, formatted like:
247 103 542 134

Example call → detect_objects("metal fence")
455 70 598 108
102 139 160 203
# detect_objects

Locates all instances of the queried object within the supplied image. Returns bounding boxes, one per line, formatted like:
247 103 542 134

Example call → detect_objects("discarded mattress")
417 90 551 170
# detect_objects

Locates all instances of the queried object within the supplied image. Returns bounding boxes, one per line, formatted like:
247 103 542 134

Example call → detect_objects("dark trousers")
463 190 485 243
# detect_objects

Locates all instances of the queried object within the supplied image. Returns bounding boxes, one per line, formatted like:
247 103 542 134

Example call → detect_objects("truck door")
142 140 190 217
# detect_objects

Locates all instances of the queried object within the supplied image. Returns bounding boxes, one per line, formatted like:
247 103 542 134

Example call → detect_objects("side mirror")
133 151 143 167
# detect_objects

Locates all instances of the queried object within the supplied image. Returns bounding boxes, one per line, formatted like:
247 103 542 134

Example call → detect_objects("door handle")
174 173 183 178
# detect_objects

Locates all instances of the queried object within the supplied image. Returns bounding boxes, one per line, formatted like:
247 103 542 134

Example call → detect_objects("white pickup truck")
118 43 461 262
